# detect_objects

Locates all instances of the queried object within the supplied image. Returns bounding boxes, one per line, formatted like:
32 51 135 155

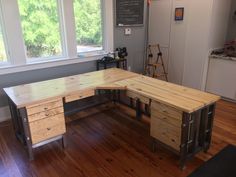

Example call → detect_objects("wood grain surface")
4 68 220 113
0 100 234 177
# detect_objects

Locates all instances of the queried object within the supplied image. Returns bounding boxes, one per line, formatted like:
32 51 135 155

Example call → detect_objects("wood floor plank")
0 100 235 177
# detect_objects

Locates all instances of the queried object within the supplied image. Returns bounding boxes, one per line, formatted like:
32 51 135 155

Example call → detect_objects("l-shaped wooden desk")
3 68 220 168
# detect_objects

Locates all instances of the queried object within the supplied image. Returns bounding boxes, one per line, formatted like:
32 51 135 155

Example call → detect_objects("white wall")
149 0 189 84
168 0 189 85
182 0 214 89
209 0 231 49
149 0 172 73
149 0 231 89
206 58 236 100
226 0 236 41
201 0 231 90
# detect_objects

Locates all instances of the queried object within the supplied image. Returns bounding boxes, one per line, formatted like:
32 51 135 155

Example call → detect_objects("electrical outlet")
125 28 132 35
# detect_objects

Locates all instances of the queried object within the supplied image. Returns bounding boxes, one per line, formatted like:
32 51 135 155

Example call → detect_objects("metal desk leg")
204 104 216 152
19 108 34 160
151 137 157 153
130 98 134 108
8 98 19 137
8 98 25 144
62 134 67 148
199 104 216 152
136 99 141 120
179 112 191 170
116 61 120 68
123 61 125 69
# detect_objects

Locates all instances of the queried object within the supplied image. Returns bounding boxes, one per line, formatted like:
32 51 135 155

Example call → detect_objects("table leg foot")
179 158 187 170
28 147 34 161
62 135 67 148
151 138 157 153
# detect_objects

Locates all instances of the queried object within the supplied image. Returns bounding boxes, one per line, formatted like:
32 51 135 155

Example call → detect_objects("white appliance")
206 57 236 101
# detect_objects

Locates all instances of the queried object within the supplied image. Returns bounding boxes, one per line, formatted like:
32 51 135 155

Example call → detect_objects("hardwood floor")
0 100 235 177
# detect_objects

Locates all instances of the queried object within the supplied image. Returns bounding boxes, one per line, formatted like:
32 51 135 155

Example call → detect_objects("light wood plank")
4 68 138 108
3 68 220 114
29 113 65 133
132 76 220 104
96 84 127 90
30 118 66 145
28 107 64 122
151 101 182 120
116 79 204 113
151 118 181 151
151 109 182 128
65 89 95 103
126 90 150 105
26 100 63 116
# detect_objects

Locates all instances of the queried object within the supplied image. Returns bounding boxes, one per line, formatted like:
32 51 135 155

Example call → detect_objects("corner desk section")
3 68 220 168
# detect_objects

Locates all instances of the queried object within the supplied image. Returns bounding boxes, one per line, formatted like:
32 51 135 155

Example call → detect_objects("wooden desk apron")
3 68 220 168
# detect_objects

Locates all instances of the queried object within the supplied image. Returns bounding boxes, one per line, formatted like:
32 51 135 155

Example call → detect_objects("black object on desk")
96 57 127 71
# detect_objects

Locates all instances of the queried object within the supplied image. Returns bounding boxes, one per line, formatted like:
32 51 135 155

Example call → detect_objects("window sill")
0 52 106 75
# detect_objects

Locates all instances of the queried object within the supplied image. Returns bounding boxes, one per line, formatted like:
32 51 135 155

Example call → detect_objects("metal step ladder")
145 44 168 81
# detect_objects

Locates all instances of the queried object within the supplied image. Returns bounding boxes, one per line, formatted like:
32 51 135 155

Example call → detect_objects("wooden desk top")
115 76 220 113
3 68 138 108
4 68 220 113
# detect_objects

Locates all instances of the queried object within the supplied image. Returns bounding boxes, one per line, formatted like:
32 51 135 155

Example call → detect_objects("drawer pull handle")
47 128 51 131
44 107 48 110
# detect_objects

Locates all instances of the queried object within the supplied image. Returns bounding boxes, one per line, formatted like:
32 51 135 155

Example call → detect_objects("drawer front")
151 118 181 151
26 99 63 116
151 108 182 128
28 107 64 122
65 89 95 103
126 91 150 104
151 101 182 121
29 114 66 144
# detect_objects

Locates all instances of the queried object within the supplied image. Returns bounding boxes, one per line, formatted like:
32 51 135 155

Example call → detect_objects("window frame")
73 0 104 54
0 1 10 65
18 0 67 62
0 0 114 75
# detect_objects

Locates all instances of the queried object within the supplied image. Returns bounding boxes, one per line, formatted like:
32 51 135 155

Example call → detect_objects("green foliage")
74 0 102 46
18 0 62 58
18 0 103 58
0 25 7 62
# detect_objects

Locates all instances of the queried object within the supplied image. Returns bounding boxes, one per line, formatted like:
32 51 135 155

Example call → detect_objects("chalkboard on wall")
116 0 144 26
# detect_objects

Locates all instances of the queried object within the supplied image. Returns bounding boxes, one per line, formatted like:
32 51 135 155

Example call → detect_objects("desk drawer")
126 91 150 104
151 118 181 151
29 114 66 144
151 101 182 151
28 107 64 122
65 89 95 103
26 99 63 116
151 109 182 128
151 101 182 121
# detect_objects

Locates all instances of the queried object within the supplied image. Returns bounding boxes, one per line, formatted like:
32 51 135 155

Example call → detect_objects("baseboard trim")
0 106 11 122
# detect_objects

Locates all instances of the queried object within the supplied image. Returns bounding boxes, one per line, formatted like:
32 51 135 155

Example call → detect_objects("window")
73 0 103 53
18 0 64 59
0 12 7 63
0 0 113 74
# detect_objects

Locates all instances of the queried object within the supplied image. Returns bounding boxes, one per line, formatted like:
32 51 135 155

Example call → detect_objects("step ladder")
145 44 168 81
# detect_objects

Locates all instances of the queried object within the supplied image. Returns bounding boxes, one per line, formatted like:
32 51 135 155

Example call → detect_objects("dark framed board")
116 0 144 27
